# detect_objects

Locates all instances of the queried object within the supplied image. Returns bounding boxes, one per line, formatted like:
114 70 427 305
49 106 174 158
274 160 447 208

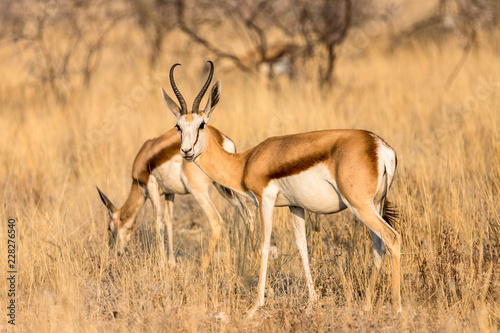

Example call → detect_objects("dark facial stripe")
193 126 201 149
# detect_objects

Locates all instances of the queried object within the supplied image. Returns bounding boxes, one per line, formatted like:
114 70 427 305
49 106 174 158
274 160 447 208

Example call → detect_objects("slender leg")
365 230 385 311
182 164 225 270
289 206 317 307
147 177 166 262
354 205 401 314
335 155 400 313
188 186 224 270
164 193 176 267
247 187 277 317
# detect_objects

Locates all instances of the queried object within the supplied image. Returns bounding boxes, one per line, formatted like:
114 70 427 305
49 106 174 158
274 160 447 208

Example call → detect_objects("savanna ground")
1 1 500 332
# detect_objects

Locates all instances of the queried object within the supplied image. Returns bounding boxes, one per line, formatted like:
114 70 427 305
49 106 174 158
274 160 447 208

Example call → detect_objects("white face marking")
176 113 207 162
107 213 118 247
106 210 133 254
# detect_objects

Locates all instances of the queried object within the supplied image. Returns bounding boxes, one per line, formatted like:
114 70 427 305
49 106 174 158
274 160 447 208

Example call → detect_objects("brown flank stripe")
240 130 380 195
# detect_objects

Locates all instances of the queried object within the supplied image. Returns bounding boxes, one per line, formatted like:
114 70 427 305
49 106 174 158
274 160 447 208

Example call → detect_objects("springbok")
96 126 248 269
161 61 401 316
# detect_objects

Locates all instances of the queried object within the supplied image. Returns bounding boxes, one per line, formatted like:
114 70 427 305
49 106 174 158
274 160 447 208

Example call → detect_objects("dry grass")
0 22 499 332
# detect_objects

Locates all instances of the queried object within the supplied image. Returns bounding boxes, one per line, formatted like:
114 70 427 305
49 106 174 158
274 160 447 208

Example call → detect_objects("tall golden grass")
0 23 499 332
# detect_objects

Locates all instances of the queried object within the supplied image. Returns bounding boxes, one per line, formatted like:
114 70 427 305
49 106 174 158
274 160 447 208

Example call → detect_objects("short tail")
382 199 399 228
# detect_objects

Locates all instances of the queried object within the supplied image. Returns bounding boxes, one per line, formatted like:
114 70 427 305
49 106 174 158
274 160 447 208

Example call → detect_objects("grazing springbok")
97 126 248 269
161 61 401 316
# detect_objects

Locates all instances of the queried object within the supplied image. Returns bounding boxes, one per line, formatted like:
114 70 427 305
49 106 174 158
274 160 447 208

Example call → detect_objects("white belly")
273 164 347 214
151 155 189 194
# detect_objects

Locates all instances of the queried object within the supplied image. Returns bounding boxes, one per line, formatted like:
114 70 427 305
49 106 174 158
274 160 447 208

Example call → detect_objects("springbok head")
96 187 133 254
161 61 220 162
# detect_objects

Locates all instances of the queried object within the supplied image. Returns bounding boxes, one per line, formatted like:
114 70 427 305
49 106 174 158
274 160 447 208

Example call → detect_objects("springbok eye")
199 122 205 130
175 125 181 132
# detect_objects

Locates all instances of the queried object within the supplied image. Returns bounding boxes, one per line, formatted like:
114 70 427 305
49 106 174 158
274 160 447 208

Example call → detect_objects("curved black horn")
192 61 214 113
170 63 188 114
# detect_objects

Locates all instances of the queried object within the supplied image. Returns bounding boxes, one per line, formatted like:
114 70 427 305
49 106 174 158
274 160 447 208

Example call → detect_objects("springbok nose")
181 147 193 154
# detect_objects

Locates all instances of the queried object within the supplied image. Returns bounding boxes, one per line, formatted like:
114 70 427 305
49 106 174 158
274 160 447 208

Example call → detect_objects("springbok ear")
161 87 182 120
96 186 117 214
203 80 221 121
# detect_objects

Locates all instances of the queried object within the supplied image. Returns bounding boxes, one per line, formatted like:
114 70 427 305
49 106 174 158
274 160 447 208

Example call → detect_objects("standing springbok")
161 61 401 316
96 126 248 269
